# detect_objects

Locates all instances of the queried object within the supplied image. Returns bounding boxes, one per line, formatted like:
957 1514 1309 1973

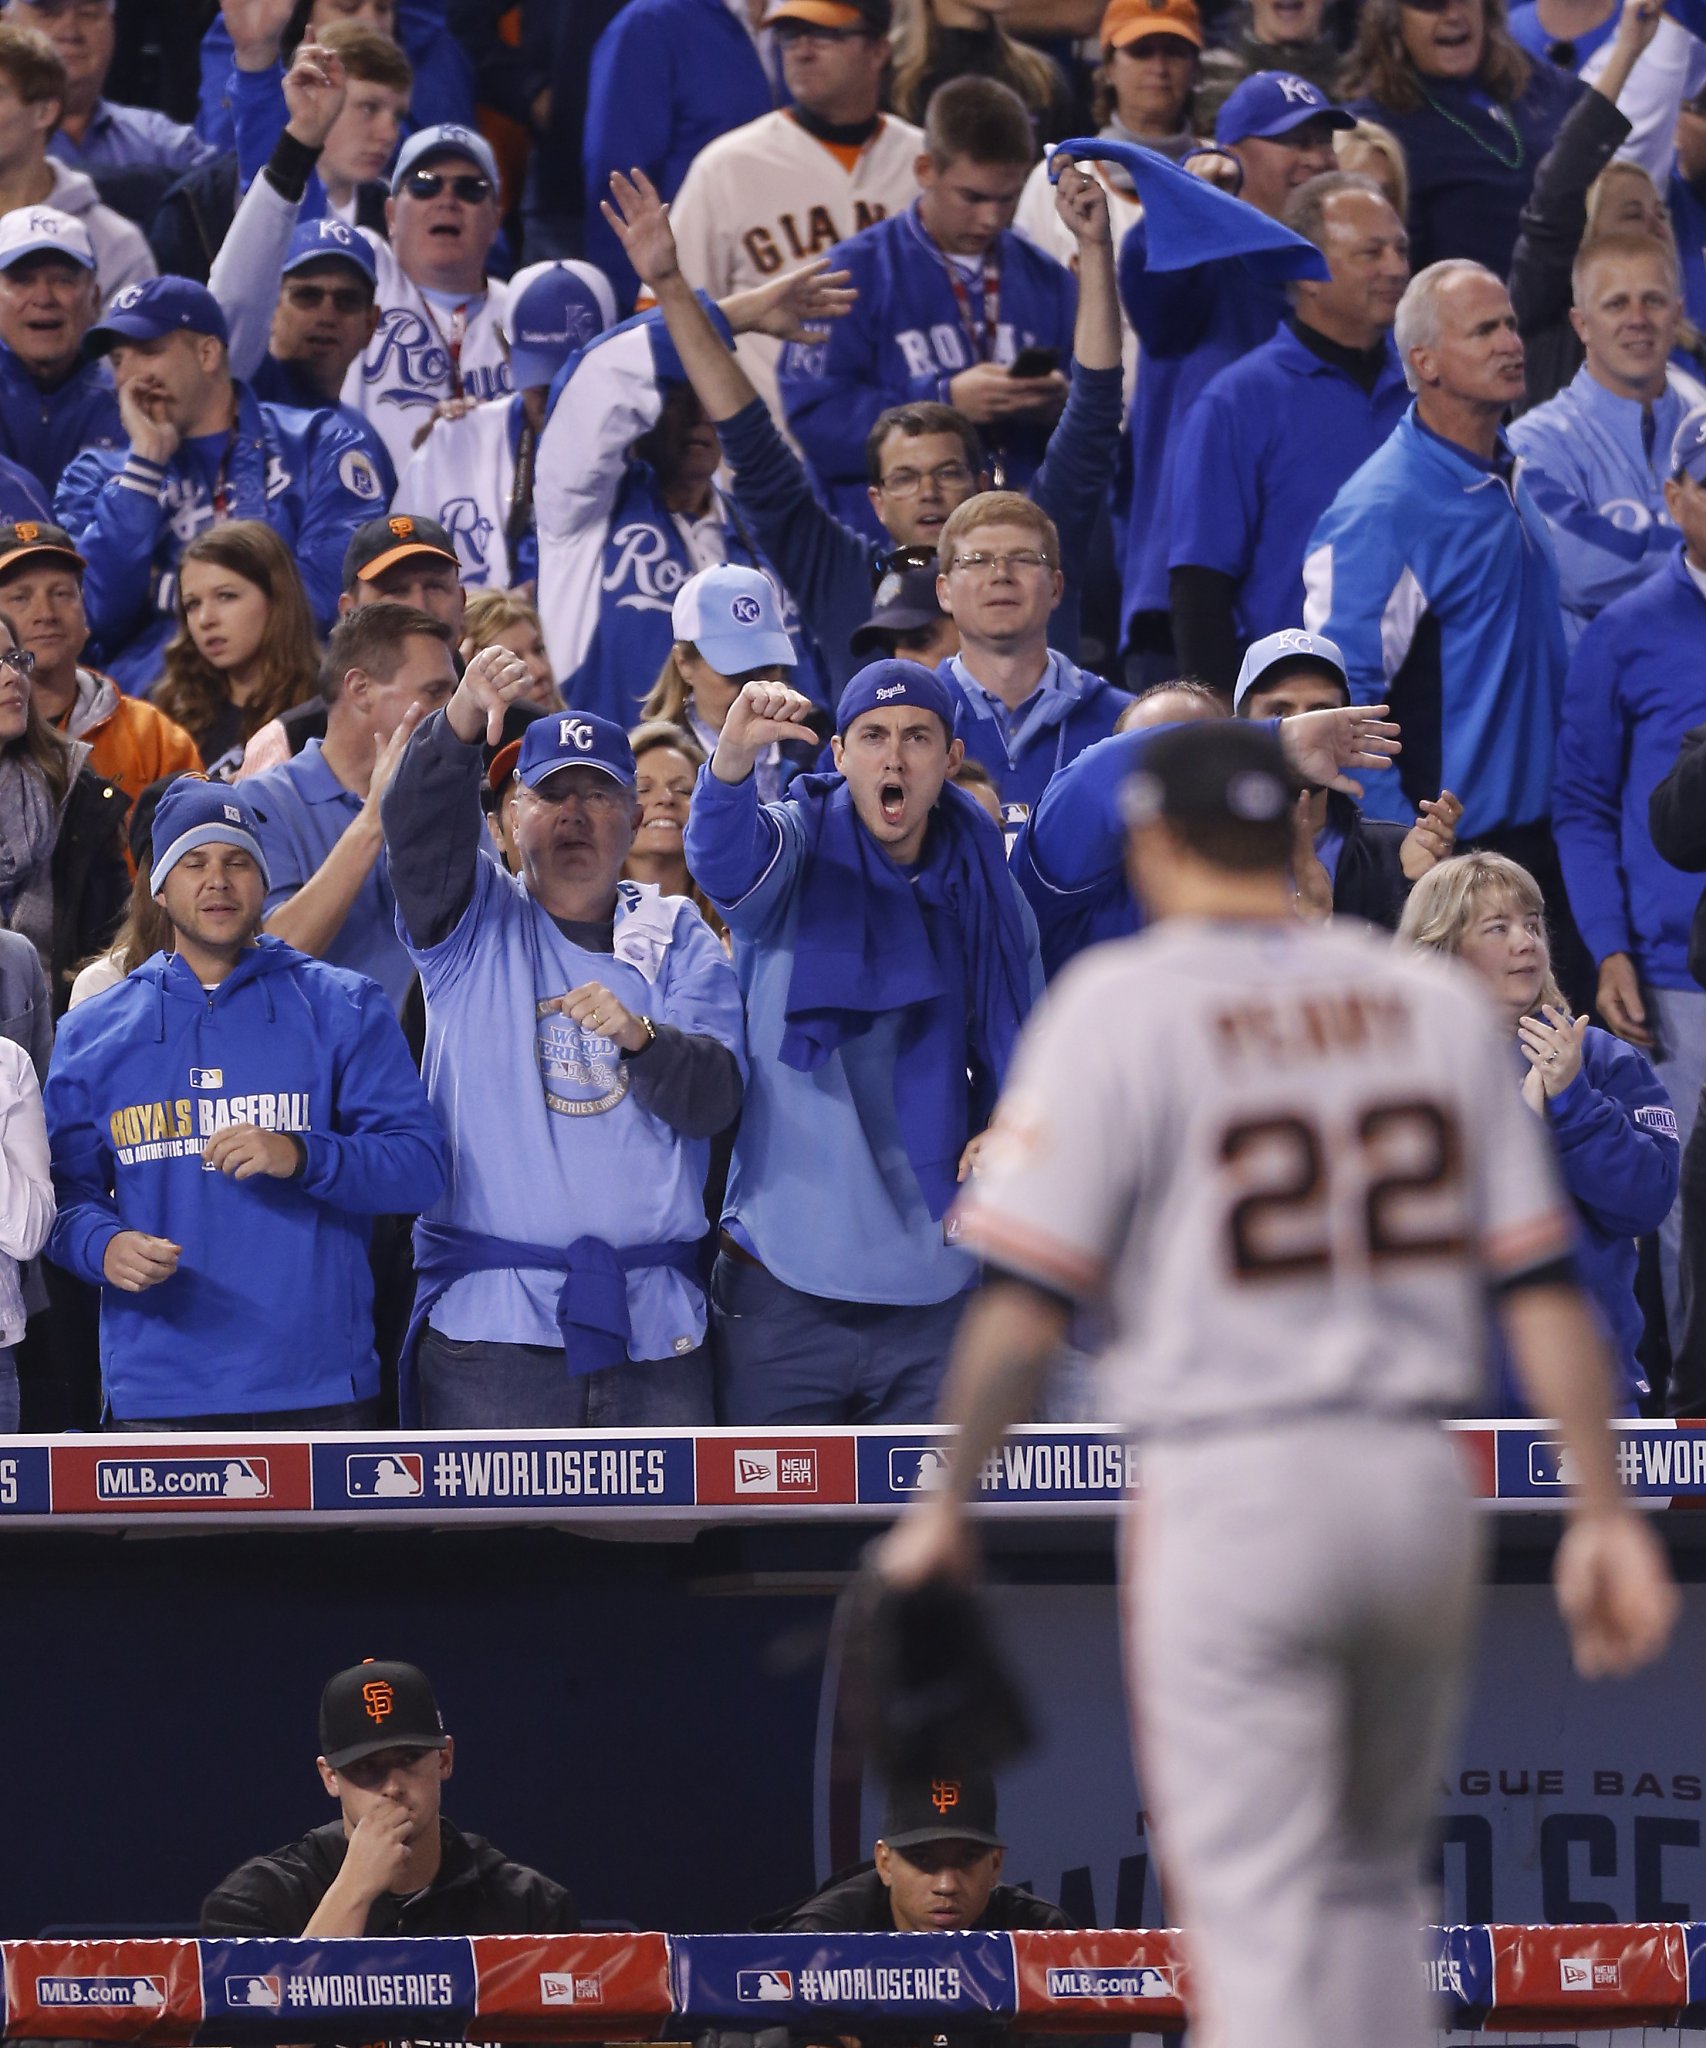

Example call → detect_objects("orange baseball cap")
1101 0 1204 48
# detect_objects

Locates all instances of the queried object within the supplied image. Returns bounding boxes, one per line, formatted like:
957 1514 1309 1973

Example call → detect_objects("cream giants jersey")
664 108 923 432
958 917 1575 1437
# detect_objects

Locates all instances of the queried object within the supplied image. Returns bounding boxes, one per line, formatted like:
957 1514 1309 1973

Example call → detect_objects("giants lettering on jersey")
743 200 889 276
365 308 514 413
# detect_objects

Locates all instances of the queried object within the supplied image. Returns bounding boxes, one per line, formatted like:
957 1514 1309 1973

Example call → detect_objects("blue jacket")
715 362 1125 687
0 453 47 526
1537 1025 1678 1408
1303 406 1567 836
778 205 1077 541
55 381 391 694
1507 363 1704 643
0 343 121 506
1116 216 1293 632
940 649 1130 823
43 939 448 1421
197 2 476 152
1671 171 1706 337
582 0 778 310
1168 323 1411 644
1554 546 1706 989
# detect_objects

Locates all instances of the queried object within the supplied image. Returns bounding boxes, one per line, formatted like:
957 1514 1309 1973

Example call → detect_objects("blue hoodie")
939 649 1130 822
44 940 448 1421
0 342 121 506
1554 546 1706 990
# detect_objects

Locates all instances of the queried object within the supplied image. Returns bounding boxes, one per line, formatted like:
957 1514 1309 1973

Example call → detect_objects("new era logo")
1559 1959 1619 1991
539 1974 602 2006
733 1449 818 1494
737 1972 793 2002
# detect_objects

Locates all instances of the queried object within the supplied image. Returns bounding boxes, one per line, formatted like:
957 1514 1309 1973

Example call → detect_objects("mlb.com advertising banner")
7 1928 1706 2037
1 1422 1704 1524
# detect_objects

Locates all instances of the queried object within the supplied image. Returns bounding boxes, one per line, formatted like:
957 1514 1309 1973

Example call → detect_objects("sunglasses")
283 281 372 314
877 543 940 575
401 170 494 205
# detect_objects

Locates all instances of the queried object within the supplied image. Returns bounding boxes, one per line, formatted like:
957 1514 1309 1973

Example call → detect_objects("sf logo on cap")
558 718 595 751
730 595 762 625
931 1778 962 1814
361 1678 395 1724
389 516 414 538
13 523 36 543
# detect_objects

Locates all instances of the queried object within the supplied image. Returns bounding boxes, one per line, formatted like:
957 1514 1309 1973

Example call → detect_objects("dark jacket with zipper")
200 1816 578 1935
1325 788 1416 933
47 765 127 1017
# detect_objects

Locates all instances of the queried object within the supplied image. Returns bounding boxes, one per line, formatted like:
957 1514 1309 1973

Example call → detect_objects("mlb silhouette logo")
224 1977 281 2009
889 1447 950 1492
346 1452 424 1498
737 1972 793 2002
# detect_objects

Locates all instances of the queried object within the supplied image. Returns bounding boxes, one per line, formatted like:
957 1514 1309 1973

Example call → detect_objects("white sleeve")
0 1044 53 1264
535 322 669 683
1012 161 1076 269
1585 16 1700 180
209 170 302 380
663 154 729 294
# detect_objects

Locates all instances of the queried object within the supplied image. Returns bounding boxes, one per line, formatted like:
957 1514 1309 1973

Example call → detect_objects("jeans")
0 1345 16 1433
1649 983 1706 1352
416 1326 714 1428
110 1397 382 1432
710 1251 967 1423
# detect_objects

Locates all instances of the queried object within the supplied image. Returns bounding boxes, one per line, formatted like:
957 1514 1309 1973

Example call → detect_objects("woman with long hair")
0 612 127 1014
151 523 321 780
888 0 1075 139
1340 0 1583 274
1397 851 1676 1412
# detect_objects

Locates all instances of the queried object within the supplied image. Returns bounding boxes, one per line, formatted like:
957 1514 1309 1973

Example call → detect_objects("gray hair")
1393 258 1502 393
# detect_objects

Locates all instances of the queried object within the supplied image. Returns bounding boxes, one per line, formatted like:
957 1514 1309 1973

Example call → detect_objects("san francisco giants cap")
0 519 84 578
319 1659 450 1767
880 1769 1003 1851
765 0 891 29
342 513 460 587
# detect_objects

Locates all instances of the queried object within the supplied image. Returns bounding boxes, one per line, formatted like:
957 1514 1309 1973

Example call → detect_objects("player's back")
962 915 1573 1438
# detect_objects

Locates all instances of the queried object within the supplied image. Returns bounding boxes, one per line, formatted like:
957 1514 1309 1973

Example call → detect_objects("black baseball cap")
0 520 84 578
1121 719 1300 829
850 560 948 655
319 1659 450 1768
880 1769 1003 1851
342 513 460 589
765 0 892 30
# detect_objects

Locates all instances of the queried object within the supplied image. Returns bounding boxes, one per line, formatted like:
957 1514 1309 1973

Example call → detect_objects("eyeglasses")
283 281 372 314
879 460 974 497
401 170 495 205
0 648 35 677
946 549 1055 575
531 777 627 811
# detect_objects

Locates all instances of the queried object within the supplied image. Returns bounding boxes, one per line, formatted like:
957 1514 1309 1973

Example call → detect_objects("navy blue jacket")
0 343 121 505
715 361 1124 688
1554 546 1706 990
44 938 448 1421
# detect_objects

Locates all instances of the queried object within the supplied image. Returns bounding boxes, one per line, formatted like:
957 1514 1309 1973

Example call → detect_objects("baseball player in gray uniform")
879 717 1678 2048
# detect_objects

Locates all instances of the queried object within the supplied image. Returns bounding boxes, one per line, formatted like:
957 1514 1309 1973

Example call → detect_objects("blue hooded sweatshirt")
44 939 448 1421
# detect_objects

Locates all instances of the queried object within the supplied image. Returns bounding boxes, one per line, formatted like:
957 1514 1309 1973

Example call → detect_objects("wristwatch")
628 1014 659 1058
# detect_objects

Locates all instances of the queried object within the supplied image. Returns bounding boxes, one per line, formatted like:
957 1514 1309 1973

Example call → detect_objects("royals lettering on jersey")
107 1090 313 1165
394 393 523 589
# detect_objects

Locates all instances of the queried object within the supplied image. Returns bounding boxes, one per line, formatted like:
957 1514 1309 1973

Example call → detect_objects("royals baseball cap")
671 565 796 676
0 520 83 578
147 778 271 894
1215 71 1354 146
281 215 378 288
1672 405 1706 482
880 1769 1003 1851
504 260 617 391
850 561 949 655
0 204 95 272
88 276 229 355
516 709 637 789
1101 0 1203 48
1233 626 1348 711
319 1659 450 1768
765 0 891 32
393 122 501 192
836 656 957 735
342 513 460 588
1122 719 1300 830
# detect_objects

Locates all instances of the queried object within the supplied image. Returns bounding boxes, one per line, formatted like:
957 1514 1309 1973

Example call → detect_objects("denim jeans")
416 1326 713 1428
1649 984 1706 1350
710 1251 967 1423
110 1397 382 1432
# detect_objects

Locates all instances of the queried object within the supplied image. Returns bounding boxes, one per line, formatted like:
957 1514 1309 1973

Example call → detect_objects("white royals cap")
1232 626 1348 712
670 564 796 678
0 205 95 274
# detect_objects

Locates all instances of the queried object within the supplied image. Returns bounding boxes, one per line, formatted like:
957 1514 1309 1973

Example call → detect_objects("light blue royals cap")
148 779 271 894
1671 404 1706 482
0 204 95 272
282 216 378 286
1233 627 1348 712
671 565 796 676
393 123 501 192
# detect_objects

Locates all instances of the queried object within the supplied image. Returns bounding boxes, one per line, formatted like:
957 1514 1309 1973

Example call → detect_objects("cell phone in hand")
1008 346 1060 379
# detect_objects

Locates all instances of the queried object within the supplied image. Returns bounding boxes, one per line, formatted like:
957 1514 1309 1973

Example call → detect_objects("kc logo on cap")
361 1679 395 1724
111 283 145 311
1275 72 1321 102
931 1777 962 1813
558 717 594 751
731 595 762 624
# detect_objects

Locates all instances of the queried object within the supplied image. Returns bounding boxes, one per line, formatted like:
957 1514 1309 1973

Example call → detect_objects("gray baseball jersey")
960 914 1574 1433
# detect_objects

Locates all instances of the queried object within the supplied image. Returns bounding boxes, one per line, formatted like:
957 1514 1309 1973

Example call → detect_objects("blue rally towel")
1048 135 1331 282
780 776 1034 1219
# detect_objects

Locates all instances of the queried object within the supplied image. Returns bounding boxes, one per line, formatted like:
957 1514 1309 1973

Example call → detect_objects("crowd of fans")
0 0 1699 1432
